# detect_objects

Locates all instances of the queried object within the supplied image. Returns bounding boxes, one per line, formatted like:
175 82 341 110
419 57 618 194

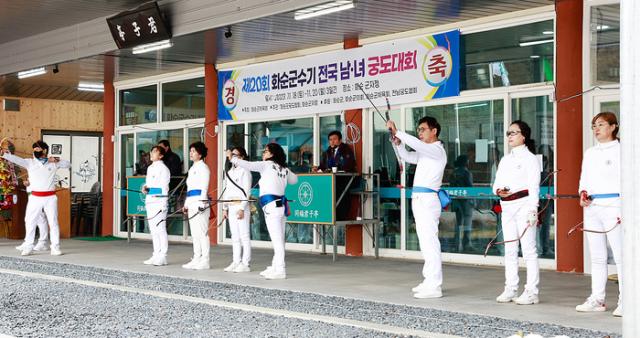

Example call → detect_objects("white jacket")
230 158 298 197
578 140 620 206
492 145 540 210
2 153 70 191
145 160 170 204
185 160 210 208
393 130 447 192
222 164 251 210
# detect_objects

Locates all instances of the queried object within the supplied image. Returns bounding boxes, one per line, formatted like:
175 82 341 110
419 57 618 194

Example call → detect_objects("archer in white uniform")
228 143 298 280
492 121 540 305
182 142 211 270
142 146 171 266
388 116 447 299
576 112 623 317
222 147 252 273
1 141 69 256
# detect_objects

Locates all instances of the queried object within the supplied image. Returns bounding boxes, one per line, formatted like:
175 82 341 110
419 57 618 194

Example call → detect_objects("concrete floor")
0 238 622 335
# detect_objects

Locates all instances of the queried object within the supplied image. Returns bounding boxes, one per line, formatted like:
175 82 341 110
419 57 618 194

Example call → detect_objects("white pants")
146 202 168 257
501 202 539 293
34 210 48 244
584 204 623 303
24 195 59 249
228 204 251 265
187 203 210 261
411 194 442 290
263 201 286 272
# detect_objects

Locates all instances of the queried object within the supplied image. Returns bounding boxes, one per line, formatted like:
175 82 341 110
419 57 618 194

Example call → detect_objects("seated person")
315 130 357 221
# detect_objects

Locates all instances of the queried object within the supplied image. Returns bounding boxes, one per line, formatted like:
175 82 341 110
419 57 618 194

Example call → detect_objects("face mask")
33 151 44 158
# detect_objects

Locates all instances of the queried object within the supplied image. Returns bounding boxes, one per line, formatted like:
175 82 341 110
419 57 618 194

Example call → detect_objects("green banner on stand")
285 173 335 225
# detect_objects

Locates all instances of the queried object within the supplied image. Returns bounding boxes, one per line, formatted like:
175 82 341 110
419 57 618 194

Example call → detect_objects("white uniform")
231 157 298 274
185 160 211 263
394 131 447 293
2 153 70 252
492 145 540 294
578 140 622 305
222 164 252 266
145 160 170 260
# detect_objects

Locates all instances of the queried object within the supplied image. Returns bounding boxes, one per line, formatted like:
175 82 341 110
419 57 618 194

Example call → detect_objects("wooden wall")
0 96 103 155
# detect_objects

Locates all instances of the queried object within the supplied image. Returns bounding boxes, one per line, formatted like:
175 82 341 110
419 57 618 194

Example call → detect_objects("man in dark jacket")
316 131 356 221
157 140 182 176
317 131 356 173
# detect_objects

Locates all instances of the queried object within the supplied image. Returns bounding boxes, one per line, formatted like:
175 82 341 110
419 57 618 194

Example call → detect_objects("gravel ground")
0 273 400 338
0 256 619 338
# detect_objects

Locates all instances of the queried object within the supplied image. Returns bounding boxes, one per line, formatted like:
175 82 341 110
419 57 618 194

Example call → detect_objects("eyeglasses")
506 130 522 137
591 122 611 130
417 127 431 133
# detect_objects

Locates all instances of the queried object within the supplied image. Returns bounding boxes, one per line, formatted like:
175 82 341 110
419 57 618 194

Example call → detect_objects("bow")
567 217 621 237
483 169 560 257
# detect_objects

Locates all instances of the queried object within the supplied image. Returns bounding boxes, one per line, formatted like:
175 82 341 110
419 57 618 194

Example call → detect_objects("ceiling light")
542 31 554 35
132 39 173 54
294 0 354 20
196 84 205 88
17 67 46 79
519 39 554 47
596 25 610 31
530 55 540 59
78 82 104 92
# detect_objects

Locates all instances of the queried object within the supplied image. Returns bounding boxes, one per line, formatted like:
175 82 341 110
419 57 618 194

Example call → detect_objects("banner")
218 30 460 121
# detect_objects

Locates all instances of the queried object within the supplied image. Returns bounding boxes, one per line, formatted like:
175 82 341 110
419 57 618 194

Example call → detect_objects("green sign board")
126 176 147 216
285 173 335 225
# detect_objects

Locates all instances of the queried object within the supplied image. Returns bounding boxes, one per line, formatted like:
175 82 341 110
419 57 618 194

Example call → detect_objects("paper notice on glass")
475 139 489 163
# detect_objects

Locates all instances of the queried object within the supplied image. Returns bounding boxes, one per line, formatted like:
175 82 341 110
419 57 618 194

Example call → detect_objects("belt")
589 193 620 200
259 194 290 216
500 189 529 201
147 187 162 195
32 191 56 197
412 186 437 194
186 189 202 197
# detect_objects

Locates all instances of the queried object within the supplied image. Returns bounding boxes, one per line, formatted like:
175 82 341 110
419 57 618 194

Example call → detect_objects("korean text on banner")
218 30 460 121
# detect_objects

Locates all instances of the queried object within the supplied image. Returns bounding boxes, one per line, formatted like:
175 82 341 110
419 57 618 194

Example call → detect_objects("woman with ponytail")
492 120 541 305
226 143 297 279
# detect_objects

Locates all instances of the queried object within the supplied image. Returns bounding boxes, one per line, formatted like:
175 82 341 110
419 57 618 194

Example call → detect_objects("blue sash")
589 193 620 199
187 189 202 197
259 194 290 216
413 186 451 209
147 187 162 195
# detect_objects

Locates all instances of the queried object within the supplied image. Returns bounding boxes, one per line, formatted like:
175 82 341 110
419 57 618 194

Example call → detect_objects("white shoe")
182 258 199 269
15 243 29 251
224 262 240 272
613 305 622 317
260 266 274 277
152 256 168 266
264 269 286 280
193 259 210 270
21 249 33 256
413 286 442 299
144 256 157 265
496 288 518 303
233 263 251 273
575 296 606 312
411 282 426 293
515 289 539 305
50 246 62 256
34 242 49 251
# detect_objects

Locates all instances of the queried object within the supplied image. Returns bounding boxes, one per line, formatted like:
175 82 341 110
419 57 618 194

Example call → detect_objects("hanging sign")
106 2 171 49
218 30 460 121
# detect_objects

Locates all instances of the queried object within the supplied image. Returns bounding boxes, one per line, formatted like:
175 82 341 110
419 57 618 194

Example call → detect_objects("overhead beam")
0 0 328 76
